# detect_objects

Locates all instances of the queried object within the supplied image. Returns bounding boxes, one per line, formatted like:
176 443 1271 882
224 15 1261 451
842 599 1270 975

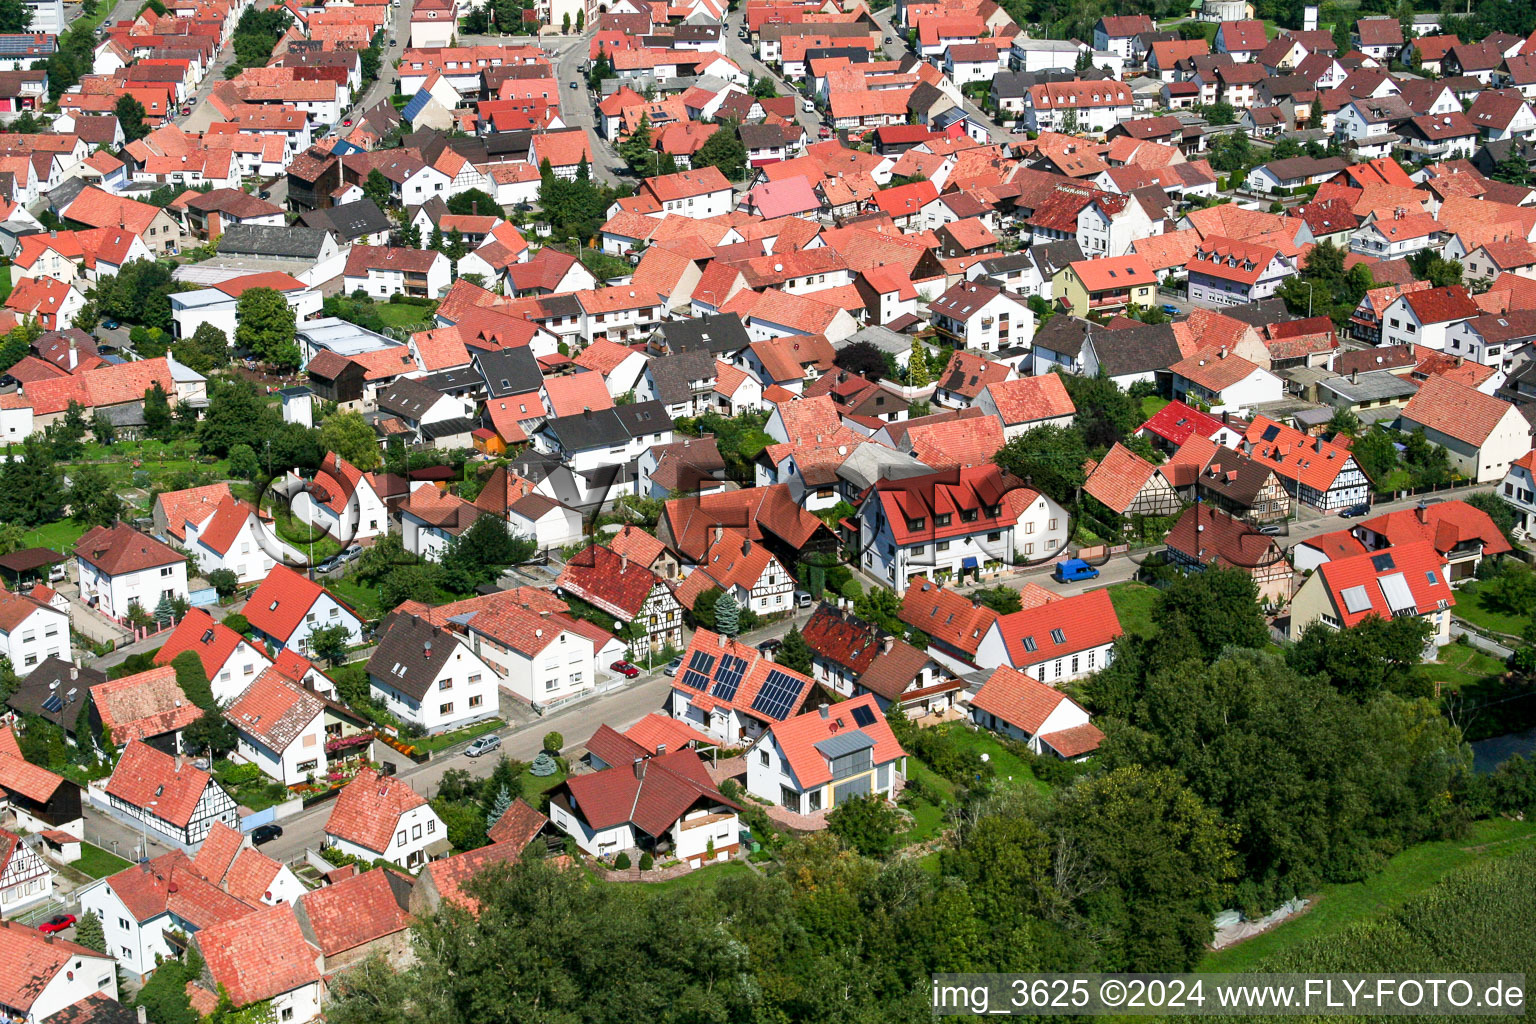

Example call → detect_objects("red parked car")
39 914 75 934
610 660 640 678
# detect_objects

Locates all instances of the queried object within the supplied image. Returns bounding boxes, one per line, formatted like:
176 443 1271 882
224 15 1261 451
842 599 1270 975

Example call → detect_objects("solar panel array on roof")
850 703 876 727
41 693 63 714
679 669 710 691
1371 552 1396 571
1379 572 1416 613
0 36 51 54
1340 584 1372 614
689 651 717 674
751 669 803 720
710 654 748 701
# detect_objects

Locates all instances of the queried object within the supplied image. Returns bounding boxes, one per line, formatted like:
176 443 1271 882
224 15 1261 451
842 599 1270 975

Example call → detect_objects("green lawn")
1415 643 1507 693
375 302 438 329
1199 818 1536 972
328 576 383 620
0 264 12 304
1449 582 1527 638
1107 581 1159 639
20 519 89 555
414 718 504 753
267 502 344 560
75 842 132 879
938 723 1049 795
523 763 568 798
1140 395 1170 421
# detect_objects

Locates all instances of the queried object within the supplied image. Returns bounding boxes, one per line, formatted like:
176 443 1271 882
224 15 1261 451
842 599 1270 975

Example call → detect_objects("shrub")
222 612 250 635
614 851 631 869
639 851 654 870
719 777 741 800
542 731 564 753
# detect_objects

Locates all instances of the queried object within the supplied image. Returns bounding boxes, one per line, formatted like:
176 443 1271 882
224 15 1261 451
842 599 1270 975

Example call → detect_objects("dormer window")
907 517 925 531
935 514 952 527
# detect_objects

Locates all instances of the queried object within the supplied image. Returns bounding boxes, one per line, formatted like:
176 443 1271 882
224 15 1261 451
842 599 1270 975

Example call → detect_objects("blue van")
1052 559 1100 583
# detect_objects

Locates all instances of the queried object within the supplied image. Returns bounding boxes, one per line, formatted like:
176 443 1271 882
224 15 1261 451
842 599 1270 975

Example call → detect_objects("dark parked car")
251 824 283 845
102 319 119 329
1340 503 1371 518
39 914 75 934
610 660 640 678
756 638 782 655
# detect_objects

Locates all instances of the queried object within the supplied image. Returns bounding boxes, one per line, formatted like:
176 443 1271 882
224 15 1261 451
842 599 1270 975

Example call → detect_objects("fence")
1372 478 1490 503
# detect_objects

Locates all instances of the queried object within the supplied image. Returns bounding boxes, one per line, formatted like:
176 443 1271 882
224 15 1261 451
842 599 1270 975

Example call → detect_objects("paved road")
866 6 1006 143
718 12 823 142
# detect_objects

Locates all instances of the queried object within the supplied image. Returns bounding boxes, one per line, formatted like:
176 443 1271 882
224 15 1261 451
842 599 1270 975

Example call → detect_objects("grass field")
414 718 504 753
1108 581 1159 639
941 723 1050 795
1140 396 1170 421
376 302 438 329
21 519 89 554
328 577 384 620
640 860 752 890
1199 818 1536 972
1449 582 1527 637
75 842 132 879
1415 643 1506 693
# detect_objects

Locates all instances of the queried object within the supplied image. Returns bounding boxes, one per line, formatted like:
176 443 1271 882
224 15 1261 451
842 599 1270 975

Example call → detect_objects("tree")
1492 153 1532 186
1057 371 1139 450
691 124 747 181
1332 18 1351 55
993 424 1088 506
114 93 149 141
441 516 533 592
69 464 123 527
236 288 299 368
833 340 889 379
972 585 1021 614
319 412 383 472
907 341 930 386
173 322 230 374
1326 408 1362 438
485 784 514 831
542 731 563 753
826 793 902 857
307 623 352 666
0 437 65 527
171 650 215 710
776 626 813 675
197 379 274 458
432 796 490 852
143 382 174 440
228 443 260 481
1350 427 1400 484
1206 101 1236 125
713 591 741 636
620 112 655 174
207 568 240 598
575 7 583 29
690 586 722 631
363 169 392 212
1055 765 1238 970
90 410 116 445
1154 567 1270 661
1288 614 1433 699
1206 128 1252 174
479 755 526 825
380 563 443 609
1466 491 1518 546
75 911 106 953
183 704 238 757
446 189 501 217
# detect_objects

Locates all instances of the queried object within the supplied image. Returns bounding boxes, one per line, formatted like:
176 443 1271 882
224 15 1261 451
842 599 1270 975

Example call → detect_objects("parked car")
101 319 118 330
251 824 283 845
757 638 782 655
48 564 65 582
316 555 341 574
1340 503 1371 518
663 657 682 677
343 117 353 127
465 734 502 757
802 98 815 112
38 915 75 934
1052 558 1100 583
818 127 832 138
570 80 579 89
341 544 364 561
193 758 210 770
258 190 271 200
1258 524 1286 535
794 590 813 607
1161 304 1180 316
610 660 640 678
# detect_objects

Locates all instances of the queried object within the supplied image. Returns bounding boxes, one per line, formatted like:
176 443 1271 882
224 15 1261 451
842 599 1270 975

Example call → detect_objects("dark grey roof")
218 223 331 259
1087 322 1183 377
8 656 104 730
474 346 543 397
991 70 1031 98
421 416 479 440
1030 239 1084 277
1026 320 1088 365
540 408 632 450
659 313 750 355
644 349 716 404
814 728 875 758
615 400 673 437
739 122 791 150
420 366 483 392
368 612 466 702
406 195 449 228
975 252 1034 275
300 198 392 241
1214 297 1294 328
672 23 720 39
377 376 443 419
536 293 582 319
45 175 88 215
907 81 946 114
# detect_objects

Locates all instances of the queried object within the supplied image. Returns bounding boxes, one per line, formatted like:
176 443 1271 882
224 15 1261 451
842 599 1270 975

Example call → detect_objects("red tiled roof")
153 608 269 681
74 522 183 576
91 668 201 744
244 565 352 644
971 664 1079 732
988 589 1122 670
225 669 324 753
1242 415 1365 491
1083 442 1162 514
297 867 409 955
0 921 111 1012
1314 540 1453 628
664 485 828 561
105 741 218 826
763 694 904 789
621 712 714 755
156 482 234 541
543 371 614 418
1401 374 1520 448
981 374 1075 425
802 604 883 676
672 629 815 725
555 543 664 620
1139 399 1226 445
901 415 1005 470
324 765 428 854
198 903 319 1006
1401 284 1479 325
560 748 736 837
898 576 997 658
486 797 548 848
1358 500 1512 558
1069 253 1155 291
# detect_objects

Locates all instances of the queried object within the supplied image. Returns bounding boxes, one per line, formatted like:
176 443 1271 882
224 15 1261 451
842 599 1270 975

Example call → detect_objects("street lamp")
1300 279 1314 318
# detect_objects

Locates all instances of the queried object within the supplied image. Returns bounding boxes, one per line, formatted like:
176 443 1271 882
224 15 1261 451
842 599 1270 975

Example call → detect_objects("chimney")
713 524 723 543
1416 501 1428 523
818 703 829 718
67 335 77 370
138 1008 148 1024
69 666 77 680
620 553 629 572
655 743 666 755
424 639 432 658
741 537 751 556
1218 345 1228 359
1351 369 1359 383
633 756 646 779
882 635 894 653
717 633 726 648
174 751 183 771
471 200 478 215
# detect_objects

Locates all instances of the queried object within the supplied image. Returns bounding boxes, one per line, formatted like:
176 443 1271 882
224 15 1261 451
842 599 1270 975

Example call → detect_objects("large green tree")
691 124 747 181
319 412 383 472
171 650 215 710
1288 614 1433 699
0 436 65 527
993 423 1089 506
114 94 149 141
69 463 123 527
235 287 299 369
